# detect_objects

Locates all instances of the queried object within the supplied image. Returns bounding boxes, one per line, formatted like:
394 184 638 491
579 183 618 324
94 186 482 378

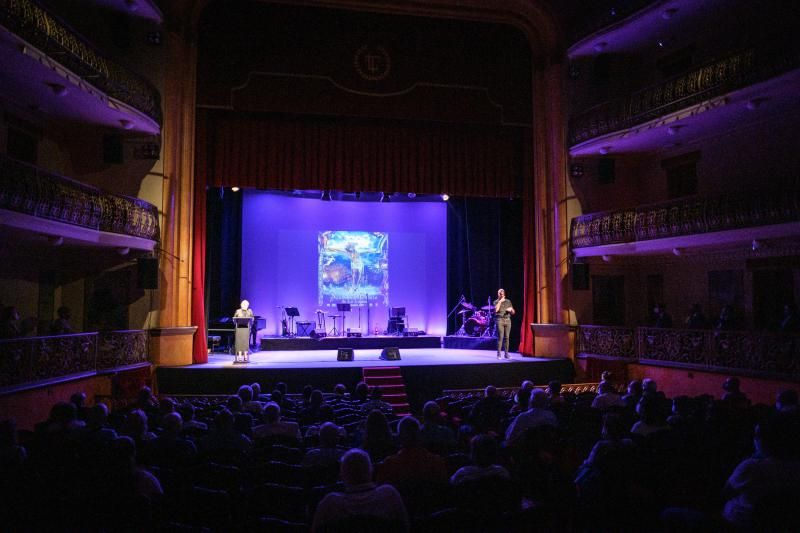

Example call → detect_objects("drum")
465 312 489 336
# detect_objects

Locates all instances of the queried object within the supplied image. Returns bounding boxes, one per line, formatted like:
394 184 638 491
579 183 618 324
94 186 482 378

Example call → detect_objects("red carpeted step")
368 384 406 395
364 376 405 387
383 393 408 403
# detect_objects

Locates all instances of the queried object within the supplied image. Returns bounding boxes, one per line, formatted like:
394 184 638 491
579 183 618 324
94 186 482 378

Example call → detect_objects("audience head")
598 381 615 395
627 380 643 397
370 386 383 400
422 401 441 423
334 383 347 396
470 434 500 468
547 380 562 397
122 409 148 438
354 381 369 401
161 412 183 437
86 403 109 428
263 401 281 423
49 401 78 426
530 388 549 409
398 416 421 448
600 371 613 383
159 397 176 416
214 409 235 431
365 410 391 441
237 384 254 403
1 306 20 322
251 382 262 397
226 395 243 412
276 382 288 395
485 385 497 398
520 380 534 392
340 448 373 487
70 392 87 409
136 386 156 408
310 389 324 407
642 378 658 395
178 402 195 422
319 422 340 447
270 390 283 406
302 385 314 401
110 436 137 469
776 389 798 412
515 387 532 410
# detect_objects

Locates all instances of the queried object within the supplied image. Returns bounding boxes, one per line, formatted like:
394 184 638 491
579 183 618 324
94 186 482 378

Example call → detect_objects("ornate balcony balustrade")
0 155 160 242
0 0 161 125
570 189 800 249
569 43 800 146
0 329 149 390
577 325 800 378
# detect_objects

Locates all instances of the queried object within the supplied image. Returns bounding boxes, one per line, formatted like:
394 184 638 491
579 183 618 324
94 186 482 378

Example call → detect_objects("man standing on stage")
234 299 256 348
493 289 515 359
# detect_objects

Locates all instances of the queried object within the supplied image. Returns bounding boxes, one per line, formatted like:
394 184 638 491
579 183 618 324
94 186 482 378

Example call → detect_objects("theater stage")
155 347 575 410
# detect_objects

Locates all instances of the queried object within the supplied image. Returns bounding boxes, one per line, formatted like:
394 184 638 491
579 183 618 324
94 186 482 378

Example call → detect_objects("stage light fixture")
321 190 332 201
441 193 450 201
231 186 240 192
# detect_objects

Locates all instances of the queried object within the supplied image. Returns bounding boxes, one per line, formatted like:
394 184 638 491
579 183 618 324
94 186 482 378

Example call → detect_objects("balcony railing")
569 42 800 146
0 0 161 125
577 325 800 378
570 189 800 249
0 329 149 390
0 155 160 242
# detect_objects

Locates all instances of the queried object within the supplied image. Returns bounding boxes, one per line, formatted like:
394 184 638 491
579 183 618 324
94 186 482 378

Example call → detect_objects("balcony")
0 0 161 133
0 329 149 392
576 325 800 380
570 189 800 258
569 42 800 154
0 155 159 250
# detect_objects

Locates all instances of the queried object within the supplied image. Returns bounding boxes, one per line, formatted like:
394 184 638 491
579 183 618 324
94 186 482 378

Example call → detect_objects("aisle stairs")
361 366 411 417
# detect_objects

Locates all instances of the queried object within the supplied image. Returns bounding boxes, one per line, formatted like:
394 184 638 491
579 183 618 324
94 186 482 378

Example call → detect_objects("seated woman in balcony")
714 305 737 331
685 304 708 329
49 306 74 335
651 303 673 328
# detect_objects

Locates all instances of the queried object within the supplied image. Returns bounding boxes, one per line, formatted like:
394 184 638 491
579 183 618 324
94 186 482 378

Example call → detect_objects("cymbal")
481 305 494 311
456 309 472 315
461 302 476 310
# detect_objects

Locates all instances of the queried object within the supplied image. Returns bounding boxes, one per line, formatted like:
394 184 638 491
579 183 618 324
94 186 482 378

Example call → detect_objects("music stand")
285 307 300 337
336 303 351 335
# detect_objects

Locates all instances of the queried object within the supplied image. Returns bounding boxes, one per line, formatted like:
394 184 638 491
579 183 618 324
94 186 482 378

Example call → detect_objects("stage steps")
362 366 411 417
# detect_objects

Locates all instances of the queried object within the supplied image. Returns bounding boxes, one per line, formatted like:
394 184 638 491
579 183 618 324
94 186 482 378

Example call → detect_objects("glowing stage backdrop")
241 192 447 336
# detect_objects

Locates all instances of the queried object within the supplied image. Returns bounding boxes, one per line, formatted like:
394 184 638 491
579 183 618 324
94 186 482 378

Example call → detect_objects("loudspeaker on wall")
572 263 590 290
380 347 401 360
137 257 158 289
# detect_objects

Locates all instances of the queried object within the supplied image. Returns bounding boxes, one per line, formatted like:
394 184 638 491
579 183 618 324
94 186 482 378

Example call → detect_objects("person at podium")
234 299 256 349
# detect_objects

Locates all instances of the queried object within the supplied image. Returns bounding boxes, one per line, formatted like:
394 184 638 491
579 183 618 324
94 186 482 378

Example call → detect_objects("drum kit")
455 300 495 337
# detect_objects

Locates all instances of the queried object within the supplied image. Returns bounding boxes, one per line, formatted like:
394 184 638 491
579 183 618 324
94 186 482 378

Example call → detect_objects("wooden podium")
233 317 253 363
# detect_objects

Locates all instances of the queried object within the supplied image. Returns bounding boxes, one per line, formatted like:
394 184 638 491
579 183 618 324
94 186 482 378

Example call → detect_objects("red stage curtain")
192 111 535 363
205 113 523 198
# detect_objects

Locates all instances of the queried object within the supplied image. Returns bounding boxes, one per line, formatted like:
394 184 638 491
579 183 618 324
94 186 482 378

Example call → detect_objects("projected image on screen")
319 231 388 307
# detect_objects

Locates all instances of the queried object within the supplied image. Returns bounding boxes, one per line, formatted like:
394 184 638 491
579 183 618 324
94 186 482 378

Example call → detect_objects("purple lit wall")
242 192 447 336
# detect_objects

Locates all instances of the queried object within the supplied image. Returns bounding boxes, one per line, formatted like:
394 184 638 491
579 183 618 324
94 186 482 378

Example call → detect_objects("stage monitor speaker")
572 263 590 290
337 348 354 361
380 347 401 360
137 257 158 289
310 328 327 339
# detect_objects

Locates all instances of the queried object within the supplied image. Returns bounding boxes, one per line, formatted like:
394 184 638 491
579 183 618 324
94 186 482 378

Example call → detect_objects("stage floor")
204 348 541 369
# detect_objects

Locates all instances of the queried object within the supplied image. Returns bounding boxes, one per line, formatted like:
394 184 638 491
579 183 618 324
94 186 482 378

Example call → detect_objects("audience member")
779 303 800 332
312 448 409 532
302 422 347 468
252 401 302 441
200 408 252 454
685 304 707 329
49 306 74 335
359 410 397 463
591 381 625 411
450 434 509 485
581 413 634 468
145 412 197 467
353 381 370 404
419 400 456 454
360 386 394 415
304 404 347 442
714 304 736 331
504 389 557 446
300 389 327 425
468 385 508 434
722 377 749 409
238 384 264 416
376 416 447 485
652 303 673 328
120 409 156 447
631 397 669 437
622 380 643 410
0 305 21 339
547 380 566 405
509 387 531 416
178 403 208 432
251 382 270 402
